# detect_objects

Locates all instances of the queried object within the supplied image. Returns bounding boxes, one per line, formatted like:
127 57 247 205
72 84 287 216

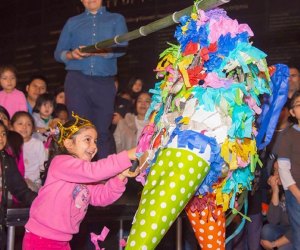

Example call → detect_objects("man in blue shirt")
54 0 128 159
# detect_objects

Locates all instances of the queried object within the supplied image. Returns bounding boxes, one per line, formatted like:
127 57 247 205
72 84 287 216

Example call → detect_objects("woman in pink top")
0 65 27 117
23 113 139 250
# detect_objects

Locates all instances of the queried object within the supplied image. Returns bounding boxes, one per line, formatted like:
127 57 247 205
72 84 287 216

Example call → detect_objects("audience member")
127 76 144 104
0 65 27 117
0 105 10 128
11 111 46 192
114 92 151 153
52 103 68 125
277 90 300 249
260 166 293 250
54 0 128 159
25 75 48 114
32 93 55 142
54 86 65 105
288 66 300 99
0 120 37 206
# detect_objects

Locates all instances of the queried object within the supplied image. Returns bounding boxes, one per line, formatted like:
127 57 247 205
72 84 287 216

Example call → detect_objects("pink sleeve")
50 151 132 183
88 176 127 206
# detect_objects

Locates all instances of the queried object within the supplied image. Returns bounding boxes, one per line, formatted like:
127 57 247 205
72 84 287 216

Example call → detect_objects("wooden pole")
80 0 230 53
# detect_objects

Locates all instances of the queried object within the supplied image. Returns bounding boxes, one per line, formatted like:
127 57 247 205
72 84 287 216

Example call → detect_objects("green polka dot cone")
125 148 210 249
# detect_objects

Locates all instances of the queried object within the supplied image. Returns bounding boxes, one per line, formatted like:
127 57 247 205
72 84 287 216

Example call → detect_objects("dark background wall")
0 0 299 91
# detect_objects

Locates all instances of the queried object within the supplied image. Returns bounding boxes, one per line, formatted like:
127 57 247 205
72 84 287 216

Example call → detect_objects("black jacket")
0 150 37 207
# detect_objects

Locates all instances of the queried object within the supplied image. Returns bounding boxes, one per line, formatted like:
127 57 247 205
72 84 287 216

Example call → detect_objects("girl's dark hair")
0 64 17 78
33 93 55 113
11 111 35 130
127 76 144 100
54 86 64 98
0 105 10 120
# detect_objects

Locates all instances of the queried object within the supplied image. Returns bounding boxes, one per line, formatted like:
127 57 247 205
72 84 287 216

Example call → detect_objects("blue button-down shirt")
54 7 128 76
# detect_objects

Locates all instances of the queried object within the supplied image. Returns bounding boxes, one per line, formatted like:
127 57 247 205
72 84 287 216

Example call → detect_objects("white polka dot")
191 213 196 217
217 210 221 216
142 198 147 204
160 190 166 196
176 152 182 157
151 223 158 230
189 168 194 174
131 229 136 235
169 221 172 226
152 180 157 186
150 210 156 216
140 219 145 225
130 241 136 247
161 171 166 176
201 211 206 216
171 195 176 201
200 244 203 248
191 220 196 225
178 162 184 168
197 173 201 179
180 188 186 194
160 202 167 208
188 155 194 161
169 171 175 177
205 166 209 172
217 248 221 250
208 235 213 239
161 229 166 235
143 189 148 195
208 244 212 248
158 160 164 166
141 232 147 238
209 225 214 231
150 199 155 205
199 228 204 233
180 174 185 180
169 182 176 188
188 193 192 198
168 161 174 167
198 161 203 167
217 231 221 236
180 201 184 206
171 208 176 214
159 151 162 156
142 246 147 250
217 240 222 245
160 180 165 186
209 217 215 222
151 170 156 176
199 236 204 241
162 216 167 222
200 220 205 225
150 189 155 195
217 220 221 226
141 209 145 214
166 150 171 156
152 237 157 243
189 180 194 187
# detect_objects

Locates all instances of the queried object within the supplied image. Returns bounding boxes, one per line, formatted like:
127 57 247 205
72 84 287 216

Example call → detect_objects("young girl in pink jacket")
22 113 138 250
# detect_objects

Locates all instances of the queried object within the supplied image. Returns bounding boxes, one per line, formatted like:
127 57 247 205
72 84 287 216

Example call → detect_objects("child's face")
290 96 300 122
57 110 68 124
0 126 7 150
0 70 16 93
0 112 9 127
12 115 33 142
56 92 65 104
40 102 54 119
64 127 98 162
132 79 143 93
136 93 151 117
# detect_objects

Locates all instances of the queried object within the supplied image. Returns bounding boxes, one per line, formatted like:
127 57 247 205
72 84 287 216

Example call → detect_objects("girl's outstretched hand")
118 167 139 181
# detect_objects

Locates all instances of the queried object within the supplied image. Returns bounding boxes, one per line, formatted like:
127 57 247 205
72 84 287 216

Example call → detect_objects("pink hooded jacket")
25 151 132 241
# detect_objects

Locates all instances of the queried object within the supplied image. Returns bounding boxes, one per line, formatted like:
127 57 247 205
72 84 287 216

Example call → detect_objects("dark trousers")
65 71 116 159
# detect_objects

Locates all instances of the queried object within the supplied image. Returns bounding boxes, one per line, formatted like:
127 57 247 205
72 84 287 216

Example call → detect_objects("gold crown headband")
57 112 94 146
